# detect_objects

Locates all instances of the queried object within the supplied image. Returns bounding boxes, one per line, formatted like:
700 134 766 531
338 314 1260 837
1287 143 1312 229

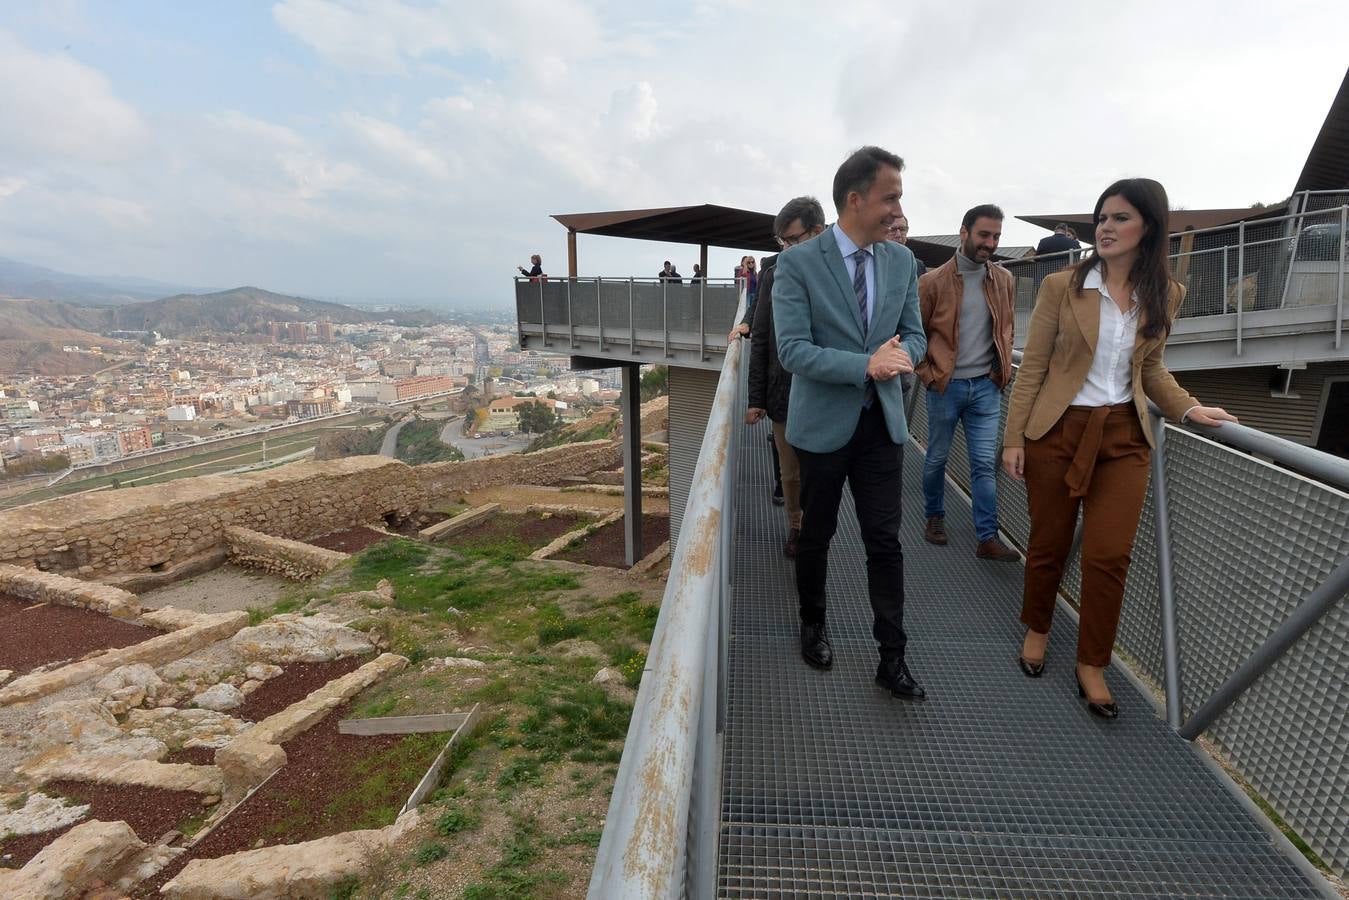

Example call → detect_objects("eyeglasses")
775 229 811 249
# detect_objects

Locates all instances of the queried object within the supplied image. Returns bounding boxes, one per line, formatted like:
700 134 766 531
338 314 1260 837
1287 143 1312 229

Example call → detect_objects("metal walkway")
718 421 1330 898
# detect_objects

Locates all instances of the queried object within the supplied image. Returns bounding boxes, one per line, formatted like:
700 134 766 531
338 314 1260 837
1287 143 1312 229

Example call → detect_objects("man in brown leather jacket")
914 204 1018 560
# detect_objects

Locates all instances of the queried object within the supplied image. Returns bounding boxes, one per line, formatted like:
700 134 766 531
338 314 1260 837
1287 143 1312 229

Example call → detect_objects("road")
438 416 533 459
380 418 412 457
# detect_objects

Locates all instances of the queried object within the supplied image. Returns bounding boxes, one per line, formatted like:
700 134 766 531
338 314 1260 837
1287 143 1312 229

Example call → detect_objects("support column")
621 364 644 566
567 229 578 278
700 242 709 280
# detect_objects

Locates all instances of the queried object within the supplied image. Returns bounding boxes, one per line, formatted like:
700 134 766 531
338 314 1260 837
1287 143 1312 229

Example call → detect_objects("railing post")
597 276 605 352
699 278 706 361
1149 415 1184 730
628 278 636 354
539 278 549 347
566 277 576 349
663 279 670 359
1235 221 1245 356
1337 205 1346 350
1221 246 1228 318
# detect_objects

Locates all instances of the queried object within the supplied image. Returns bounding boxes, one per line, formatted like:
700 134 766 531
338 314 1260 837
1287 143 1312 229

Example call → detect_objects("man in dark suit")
744 196 828 558
773 146 929 700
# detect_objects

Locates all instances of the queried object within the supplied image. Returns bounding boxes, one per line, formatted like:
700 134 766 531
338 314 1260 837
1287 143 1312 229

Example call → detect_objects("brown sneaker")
783 527 800 559
923 516 948 545
976 537 1020 561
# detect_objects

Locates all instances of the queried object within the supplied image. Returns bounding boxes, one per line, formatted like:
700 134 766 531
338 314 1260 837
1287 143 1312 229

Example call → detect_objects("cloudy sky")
1 1 1346 308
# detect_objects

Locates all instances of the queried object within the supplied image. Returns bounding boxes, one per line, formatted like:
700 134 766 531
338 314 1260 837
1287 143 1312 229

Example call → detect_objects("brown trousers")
1021 404 1151 667
772 420 803 529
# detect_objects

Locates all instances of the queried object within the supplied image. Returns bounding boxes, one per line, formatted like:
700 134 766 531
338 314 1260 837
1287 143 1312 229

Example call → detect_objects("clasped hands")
867 336 912 381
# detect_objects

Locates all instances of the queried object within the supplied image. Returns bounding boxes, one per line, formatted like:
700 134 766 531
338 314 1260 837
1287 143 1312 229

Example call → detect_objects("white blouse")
1070 265 1138 407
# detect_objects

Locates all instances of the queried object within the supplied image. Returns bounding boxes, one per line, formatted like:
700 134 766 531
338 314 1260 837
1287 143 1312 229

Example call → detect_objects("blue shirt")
833 222 876 327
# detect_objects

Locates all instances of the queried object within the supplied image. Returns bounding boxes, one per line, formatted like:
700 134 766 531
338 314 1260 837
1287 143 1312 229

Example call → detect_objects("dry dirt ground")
138 564 292 614
464 484 669 516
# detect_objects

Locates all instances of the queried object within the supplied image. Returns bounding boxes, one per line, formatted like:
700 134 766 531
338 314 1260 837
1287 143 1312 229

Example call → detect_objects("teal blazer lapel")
866 242 887 345
820 228 866 340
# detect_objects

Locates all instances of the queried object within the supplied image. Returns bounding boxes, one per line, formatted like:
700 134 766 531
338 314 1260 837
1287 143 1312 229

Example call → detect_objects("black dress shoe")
1076 673 1119 720
876 657 927 701
800 622 833 669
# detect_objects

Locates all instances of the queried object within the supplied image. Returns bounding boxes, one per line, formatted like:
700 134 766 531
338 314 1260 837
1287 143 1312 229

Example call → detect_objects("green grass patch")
411 839 449 866
395 419 465 466
434 803 480 836
246 596 304 626
314 732 446 833
328 876 360 900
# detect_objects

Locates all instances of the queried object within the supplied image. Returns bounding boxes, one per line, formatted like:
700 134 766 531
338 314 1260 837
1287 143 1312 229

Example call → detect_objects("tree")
640 365 668 402
518 400 559 434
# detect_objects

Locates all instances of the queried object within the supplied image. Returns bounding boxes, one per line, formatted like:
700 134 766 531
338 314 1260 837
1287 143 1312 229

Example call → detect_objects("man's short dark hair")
831 146 905 213
1053 222 1071 232
774 196 826 237
962 204 1005 232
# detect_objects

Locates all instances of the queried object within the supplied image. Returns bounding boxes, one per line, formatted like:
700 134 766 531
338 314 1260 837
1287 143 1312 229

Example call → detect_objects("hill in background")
0 256 204 306
106 286 377 337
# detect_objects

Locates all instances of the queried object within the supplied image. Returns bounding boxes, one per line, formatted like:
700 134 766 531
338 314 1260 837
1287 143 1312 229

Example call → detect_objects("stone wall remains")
224 527 349 581
416 439 622 497
0 439 625 580
0 457 422 578
0 564 140 618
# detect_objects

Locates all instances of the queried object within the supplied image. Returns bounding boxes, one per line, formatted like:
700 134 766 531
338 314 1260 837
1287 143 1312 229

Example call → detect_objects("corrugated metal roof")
1017 207 1286 236
551 204 777 251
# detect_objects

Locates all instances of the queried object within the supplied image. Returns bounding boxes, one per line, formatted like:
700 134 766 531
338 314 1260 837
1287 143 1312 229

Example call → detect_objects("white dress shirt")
1070 265 1138 407
833 223 875 328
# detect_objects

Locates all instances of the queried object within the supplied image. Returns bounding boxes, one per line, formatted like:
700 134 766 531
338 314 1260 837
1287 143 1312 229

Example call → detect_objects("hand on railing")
728 323 749 343
745 408 766 425
1183 405 1239 428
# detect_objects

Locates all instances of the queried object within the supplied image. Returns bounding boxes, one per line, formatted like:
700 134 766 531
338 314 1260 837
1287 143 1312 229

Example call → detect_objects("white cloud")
0 29 148 163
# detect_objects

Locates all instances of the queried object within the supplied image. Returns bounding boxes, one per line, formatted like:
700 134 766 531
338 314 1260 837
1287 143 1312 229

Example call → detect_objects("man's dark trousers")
793 402 906 658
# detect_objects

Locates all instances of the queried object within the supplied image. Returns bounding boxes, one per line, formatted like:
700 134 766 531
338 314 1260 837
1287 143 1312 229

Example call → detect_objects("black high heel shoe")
1075 672 1119 720
1018 630 1045 678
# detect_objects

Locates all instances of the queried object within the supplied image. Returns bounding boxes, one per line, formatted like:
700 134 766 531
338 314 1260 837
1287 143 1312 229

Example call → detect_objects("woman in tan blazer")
1001 178 1236 720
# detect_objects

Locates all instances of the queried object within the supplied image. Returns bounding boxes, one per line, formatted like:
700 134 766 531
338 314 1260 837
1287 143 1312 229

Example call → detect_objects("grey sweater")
953 253 995 380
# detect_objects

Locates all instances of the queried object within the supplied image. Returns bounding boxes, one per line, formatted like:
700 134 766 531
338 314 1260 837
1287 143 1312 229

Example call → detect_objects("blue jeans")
923 376 1002 542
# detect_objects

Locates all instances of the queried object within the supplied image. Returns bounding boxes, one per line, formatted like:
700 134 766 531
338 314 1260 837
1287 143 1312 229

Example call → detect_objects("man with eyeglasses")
731 197 827 557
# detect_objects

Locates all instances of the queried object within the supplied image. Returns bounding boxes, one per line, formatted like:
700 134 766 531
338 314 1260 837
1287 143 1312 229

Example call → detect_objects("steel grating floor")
718 420 1329 898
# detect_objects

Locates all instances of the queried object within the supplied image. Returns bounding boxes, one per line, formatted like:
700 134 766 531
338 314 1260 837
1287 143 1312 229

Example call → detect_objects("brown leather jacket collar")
914 255 1016 393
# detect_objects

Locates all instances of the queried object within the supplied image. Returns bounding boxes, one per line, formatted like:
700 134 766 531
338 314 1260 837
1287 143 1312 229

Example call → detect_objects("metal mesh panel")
913 373 1349 878
668 366 721 549
719 424 1329 896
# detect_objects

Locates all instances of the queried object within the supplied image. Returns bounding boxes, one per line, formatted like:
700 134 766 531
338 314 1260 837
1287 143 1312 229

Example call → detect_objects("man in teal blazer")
772 145 929 700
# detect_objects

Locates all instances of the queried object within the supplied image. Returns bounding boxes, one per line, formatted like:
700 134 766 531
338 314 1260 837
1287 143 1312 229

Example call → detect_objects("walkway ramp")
718 422 1329 897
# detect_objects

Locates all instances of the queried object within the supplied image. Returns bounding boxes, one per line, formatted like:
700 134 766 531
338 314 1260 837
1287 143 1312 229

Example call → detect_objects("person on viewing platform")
886 214 927 277
742 195 828 558
658 260 682 282
693 263 706 280
1002 178 1236 720
915 204 1019 562
516 254 544 278
773 146 928 700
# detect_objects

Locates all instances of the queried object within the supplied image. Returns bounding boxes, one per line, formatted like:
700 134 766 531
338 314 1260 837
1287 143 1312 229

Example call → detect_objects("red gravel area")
232 657 366 722
0 593 162 676
304 526 392 553
139 702 443 897
444 511 589 553
1 780 207 869
554 515 670 569
164 745 217 766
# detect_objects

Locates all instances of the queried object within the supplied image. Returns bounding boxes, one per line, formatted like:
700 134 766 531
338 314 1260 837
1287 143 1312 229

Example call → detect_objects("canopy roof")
1016 206 1285 238
1295 66 1349 192
552 204 778 252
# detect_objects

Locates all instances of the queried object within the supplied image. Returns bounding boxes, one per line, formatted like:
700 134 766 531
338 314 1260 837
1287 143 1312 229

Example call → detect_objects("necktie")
852 248 870 329
852 248 876 409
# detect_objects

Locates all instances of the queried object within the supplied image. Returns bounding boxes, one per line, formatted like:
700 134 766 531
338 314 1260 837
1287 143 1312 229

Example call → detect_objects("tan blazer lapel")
1071 285 1101 351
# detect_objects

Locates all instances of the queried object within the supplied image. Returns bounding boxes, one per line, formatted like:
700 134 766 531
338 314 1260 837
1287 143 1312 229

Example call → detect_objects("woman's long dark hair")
1071 178 1175 339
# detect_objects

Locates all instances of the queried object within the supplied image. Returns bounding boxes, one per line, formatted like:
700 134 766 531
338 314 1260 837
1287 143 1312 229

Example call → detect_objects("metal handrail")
1007 347 1349 742
587 293 746 899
